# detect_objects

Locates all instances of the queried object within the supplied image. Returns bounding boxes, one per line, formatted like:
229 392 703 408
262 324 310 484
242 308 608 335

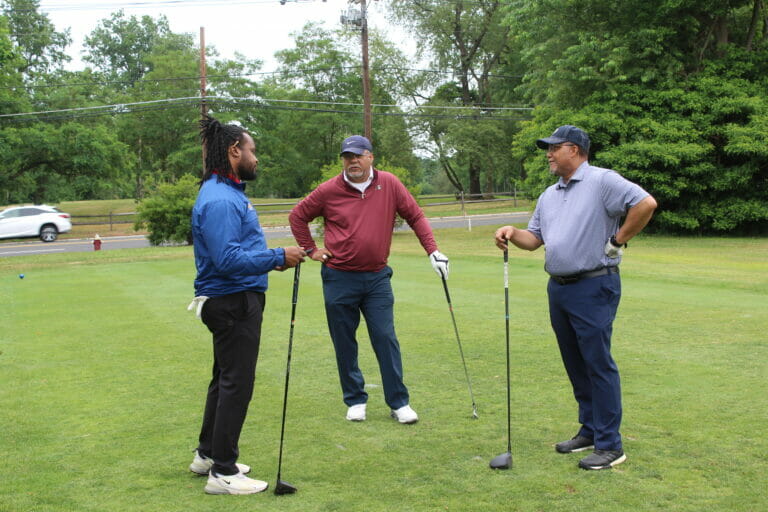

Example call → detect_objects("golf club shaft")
503 249 511 453
440 275 478 416
276 263 301 480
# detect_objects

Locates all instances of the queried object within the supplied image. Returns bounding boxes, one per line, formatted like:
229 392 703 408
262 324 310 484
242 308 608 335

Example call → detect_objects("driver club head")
489 452 512 470
274 479 297 495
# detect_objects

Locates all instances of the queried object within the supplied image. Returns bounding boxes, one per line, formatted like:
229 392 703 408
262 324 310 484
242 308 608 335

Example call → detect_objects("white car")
0 205 73 242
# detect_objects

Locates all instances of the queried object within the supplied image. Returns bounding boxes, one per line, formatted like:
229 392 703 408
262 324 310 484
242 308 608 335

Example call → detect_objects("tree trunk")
746 0 762 51
763 3 768 43
439 156 464 193
135 136 144 199
484 168 495 198
714 15 729 56
468 161 481 196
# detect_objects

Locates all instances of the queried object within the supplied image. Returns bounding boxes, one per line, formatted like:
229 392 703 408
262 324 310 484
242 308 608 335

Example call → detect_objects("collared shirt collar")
556 160 589 189
343 167 374 192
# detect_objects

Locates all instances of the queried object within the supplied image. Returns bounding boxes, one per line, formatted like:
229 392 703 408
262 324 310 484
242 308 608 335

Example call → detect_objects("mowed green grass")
1 227 766 512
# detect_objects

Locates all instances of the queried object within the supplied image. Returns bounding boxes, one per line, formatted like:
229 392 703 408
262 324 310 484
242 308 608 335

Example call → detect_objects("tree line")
1 0 767 234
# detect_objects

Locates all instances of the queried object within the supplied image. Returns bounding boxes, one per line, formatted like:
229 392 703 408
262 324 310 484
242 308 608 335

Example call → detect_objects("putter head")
274 479 297 495
489 452 512 470
472 408 479 419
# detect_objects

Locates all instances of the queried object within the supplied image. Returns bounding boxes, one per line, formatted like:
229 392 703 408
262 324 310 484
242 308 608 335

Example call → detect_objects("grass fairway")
2 227 766 512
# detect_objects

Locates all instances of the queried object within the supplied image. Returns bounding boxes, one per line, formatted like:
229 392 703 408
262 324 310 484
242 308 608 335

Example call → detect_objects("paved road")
0 212 530 258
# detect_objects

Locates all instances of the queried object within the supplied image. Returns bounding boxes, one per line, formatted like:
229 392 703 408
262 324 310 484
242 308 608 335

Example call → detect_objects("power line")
0 67 523 91
6 0 319 13
0 95 531 124
0 95 533 119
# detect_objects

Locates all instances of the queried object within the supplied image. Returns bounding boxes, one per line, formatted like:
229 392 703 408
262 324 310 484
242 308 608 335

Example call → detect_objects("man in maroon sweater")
289 135 449 424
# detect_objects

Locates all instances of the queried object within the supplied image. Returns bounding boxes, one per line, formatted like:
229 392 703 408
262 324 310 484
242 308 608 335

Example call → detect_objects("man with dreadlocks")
187 115 306 495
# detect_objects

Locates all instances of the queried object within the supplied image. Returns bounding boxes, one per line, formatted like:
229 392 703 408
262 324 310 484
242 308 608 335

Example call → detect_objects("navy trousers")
198 291 265 476
547 273 623 451
321 265 410 409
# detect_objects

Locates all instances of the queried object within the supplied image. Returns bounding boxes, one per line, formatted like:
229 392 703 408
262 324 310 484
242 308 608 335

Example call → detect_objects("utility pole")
199 26 208 117
341 0 375 140
200 26 207 174
360 0 372 140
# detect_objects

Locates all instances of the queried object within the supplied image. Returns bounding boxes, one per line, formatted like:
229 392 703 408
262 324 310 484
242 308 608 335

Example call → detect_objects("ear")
228 140 241 158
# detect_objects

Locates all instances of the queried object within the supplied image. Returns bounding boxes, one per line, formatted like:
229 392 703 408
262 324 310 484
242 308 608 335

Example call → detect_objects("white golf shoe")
391 404 418 424
346 403 367 421
189 450 251 476
204 471 268 495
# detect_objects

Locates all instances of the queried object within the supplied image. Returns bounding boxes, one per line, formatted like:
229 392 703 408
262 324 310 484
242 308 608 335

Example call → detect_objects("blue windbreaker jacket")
192 175 285 297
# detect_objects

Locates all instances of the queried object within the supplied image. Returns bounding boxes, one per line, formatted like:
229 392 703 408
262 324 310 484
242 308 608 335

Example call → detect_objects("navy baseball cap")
340 135 373 156
536 125 590 152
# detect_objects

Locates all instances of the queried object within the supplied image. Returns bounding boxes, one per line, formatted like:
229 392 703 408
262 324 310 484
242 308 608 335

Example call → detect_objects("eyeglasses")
547 143 576 152
341 151 371 159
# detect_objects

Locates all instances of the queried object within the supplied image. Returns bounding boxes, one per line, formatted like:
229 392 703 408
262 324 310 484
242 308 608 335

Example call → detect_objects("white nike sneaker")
346 403 367 421
189 450 251 476
204 471 268 495
391 404 418 424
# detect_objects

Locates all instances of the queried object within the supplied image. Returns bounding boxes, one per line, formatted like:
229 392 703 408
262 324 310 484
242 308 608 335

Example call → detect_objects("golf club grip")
503 250 508 289
291 263 301 304
441 275 451 303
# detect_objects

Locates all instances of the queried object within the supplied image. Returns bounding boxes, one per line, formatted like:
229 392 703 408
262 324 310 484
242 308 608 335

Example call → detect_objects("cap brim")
340 147 368 156
536 136 566 149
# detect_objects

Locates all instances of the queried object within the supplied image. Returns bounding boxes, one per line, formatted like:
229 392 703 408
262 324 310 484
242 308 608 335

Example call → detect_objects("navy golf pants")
321 265 410 409
198 291 264 476
547 273 623 451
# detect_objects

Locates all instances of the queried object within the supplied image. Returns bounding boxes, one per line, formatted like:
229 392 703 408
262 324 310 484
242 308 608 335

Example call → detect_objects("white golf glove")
429 250 449 279
604 236 624 259
187 296 209 318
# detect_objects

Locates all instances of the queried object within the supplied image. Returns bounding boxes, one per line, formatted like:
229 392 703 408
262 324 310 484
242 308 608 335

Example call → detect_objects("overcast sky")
41 0 412 71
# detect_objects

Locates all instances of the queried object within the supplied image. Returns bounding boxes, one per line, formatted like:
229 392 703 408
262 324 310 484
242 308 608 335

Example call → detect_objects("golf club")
275 263 301 495
490 246 512 470
440 272 478 419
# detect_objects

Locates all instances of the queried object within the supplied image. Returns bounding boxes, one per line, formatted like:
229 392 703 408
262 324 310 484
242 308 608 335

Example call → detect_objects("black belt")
549 266 618 285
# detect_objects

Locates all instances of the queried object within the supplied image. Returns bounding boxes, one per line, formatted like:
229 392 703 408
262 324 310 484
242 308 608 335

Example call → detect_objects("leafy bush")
134 174 198 245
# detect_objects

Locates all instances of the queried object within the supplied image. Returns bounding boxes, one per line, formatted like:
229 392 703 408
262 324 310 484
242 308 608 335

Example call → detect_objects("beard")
238 163 257 181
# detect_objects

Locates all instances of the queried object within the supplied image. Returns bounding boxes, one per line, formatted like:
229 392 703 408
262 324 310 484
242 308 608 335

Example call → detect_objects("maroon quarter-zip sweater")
289 169 438 272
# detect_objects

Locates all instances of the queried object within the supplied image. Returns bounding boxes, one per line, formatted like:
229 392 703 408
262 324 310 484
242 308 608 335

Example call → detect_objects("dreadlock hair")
199 115 249 183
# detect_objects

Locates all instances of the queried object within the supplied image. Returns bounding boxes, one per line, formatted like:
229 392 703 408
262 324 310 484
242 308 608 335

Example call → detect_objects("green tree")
114 46 202 197
0 122 134 203
2 0 71 78
81 12 209 198
82 11 190 85
0 15 26 115
251 22 421 197
387 0 516 195
507 0 768 234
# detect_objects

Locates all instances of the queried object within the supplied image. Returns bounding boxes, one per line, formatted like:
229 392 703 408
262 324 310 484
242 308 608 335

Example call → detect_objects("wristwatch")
610 235 627 248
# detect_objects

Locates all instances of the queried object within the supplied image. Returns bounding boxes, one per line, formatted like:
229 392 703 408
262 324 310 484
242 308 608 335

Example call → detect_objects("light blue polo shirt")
527 161 649 276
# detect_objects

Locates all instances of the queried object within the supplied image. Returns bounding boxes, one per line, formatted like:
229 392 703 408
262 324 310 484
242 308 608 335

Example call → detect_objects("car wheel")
40 224 58 242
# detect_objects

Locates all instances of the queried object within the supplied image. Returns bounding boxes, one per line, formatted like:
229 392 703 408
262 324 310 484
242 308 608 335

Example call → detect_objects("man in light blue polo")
494 125 657 470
